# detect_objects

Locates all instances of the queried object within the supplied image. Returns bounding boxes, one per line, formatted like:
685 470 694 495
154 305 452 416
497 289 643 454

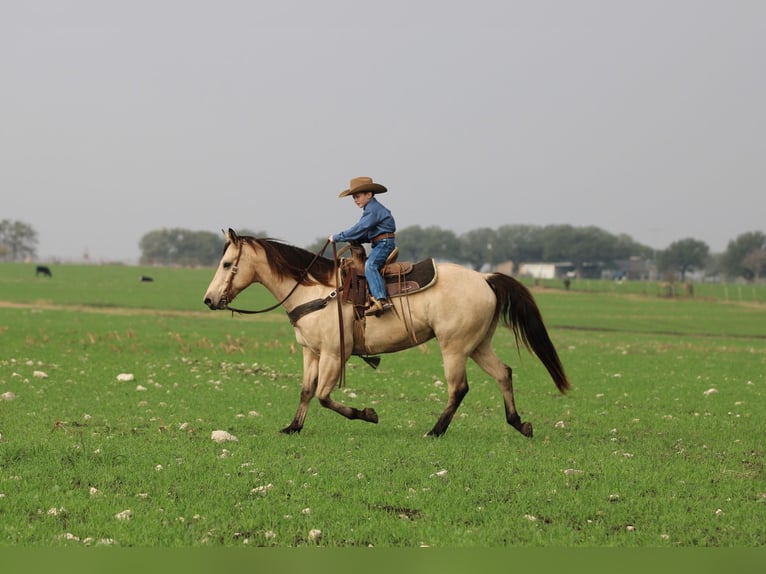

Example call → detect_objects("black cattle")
36 265 52 278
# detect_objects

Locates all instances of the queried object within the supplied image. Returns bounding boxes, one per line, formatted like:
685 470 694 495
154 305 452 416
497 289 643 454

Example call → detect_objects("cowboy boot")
365 297 383 316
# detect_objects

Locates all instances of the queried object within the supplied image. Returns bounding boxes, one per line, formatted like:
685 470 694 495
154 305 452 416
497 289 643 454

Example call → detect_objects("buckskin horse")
203 229 569 437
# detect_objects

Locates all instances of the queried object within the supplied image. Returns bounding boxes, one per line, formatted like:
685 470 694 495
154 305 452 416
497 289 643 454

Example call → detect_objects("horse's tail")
486 273 570 394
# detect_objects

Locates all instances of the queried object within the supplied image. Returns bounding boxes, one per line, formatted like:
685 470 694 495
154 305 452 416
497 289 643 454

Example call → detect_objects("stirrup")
365 298 392 317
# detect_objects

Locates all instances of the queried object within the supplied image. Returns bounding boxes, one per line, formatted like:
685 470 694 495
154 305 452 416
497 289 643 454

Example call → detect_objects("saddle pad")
384 258 437 297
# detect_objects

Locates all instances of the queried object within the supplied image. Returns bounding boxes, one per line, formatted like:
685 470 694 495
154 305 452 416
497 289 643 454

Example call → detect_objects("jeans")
366 238 395 301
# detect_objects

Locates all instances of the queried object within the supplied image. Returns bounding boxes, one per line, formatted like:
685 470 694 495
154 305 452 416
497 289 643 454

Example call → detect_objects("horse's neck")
249 261 289 300
250 259 329 310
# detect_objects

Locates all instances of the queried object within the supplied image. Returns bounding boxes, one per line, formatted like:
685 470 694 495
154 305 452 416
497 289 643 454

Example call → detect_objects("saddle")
340 243 437 319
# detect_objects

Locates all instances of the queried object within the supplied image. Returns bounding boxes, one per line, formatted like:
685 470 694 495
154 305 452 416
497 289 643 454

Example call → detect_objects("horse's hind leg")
499 365 533 437
427 352 470 437
471 341 533 437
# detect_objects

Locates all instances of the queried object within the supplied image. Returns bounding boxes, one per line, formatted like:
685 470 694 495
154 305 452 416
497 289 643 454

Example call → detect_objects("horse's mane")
236 237 336 287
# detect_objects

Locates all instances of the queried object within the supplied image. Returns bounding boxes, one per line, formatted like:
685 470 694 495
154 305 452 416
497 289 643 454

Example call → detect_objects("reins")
332 241 347 388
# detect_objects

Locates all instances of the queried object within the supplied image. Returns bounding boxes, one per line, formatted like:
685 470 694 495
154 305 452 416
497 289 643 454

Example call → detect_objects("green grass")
529 276 766 304
0 263 764 547
536 290 766 338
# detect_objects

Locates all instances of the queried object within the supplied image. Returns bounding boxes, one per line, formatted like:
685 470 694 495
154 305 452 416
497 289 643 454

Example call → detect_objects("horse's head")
203 228 250 310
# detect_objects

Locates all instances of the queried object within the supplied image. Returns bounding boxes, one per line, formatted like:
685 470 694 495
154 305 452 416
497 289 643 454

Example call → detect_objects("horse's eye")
223 262 232 269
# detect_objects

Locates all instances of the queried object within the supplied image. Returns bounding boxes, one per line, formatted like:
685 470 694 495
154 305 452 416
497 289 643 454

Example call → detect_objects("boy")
329 177 396 315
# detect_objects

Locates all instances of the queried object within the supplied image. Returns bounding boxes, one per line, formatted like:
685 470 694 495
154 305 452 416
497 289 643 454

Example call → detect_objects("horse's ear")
225 228 239 242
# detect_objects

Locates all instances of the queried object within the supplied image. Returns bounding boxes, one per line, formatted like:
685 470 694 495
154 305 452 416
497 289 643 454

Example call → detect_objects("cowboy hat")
338 176 387 198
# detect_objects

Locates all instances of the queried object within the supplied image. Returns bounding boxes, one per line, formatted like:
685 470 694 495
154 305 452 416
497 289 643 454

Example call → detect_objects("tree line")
2 219 765 281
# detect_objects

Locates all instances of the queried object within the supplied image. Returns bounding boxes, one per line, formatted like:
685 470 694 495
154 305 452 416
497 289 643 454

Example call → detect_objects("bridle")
222 237 333 316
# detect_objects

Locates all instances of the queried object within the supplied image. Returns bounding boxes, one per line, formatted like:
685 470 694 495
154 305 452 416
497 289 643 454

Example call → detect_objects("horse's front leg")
281 348 319 434
315 353 378 425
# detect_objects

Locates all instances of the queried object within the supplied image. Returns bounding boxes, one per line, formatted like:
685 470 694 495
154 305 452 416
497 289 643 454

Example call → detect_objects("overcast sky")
3 1 764 263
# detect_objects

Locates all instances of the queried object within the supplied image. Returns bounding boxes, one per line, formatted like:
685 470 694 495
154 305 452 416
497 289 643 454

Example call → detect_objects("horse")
35 265 52 278
203 229 569 437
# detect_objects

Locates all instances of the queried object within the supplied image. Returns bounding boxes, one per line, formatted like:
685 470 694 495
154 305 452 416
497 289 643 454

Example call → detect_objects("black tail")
486 273 570 393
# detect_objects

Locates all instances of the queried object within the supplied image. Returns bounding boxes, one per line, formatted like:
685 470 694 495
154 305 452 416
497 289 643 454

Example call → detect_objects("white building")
518 262 575 279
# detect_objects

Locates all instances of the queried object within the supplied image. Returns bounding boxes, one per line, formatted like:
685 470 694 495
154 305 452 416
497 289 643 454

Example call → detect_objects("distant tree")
538 224 634 276
742 249 766 281
397 225 459 262
458 227 499 269
657 238 710 281
494 225 544 263
0 219 38 261
542 225 605 261
720 231 766 280
139 228 228 266
613 233 655 260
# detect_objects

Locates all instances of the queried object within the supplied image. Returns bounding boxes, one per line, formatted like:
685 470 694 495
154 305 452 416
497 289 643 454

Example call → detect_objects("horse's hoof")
521 422 533 438
280 425 302 434
361 408 379 424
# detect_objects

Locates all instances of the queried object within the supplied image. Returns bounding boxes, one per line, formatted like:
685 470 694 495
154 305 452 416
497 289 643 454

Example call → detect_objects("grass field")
0 262 764 547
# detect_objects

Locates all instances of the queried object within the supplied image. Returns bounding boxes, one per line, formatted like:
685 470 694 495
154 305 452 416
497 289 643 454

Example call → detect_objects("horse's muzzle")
203 295 225 310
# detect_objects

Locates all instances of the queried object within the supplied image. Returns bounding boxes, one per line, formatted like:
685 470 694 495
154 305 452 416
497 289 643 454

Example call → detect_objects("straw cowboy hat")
338 176 387 198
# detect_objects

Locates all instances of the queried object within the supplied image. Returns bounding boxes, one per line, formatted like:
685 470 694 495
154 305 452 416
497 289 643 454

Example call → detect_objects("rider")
329 177 396 316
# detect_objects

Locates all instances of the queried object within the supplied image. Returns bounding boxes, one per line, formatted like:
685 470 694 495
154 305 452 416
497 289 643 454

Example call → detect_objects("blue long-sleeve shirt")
333 197 396 243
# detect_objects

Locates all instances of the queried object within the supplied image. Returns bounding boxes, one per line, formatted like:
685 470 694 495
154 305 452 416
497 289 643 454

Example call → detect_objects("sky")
2 1 764 263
